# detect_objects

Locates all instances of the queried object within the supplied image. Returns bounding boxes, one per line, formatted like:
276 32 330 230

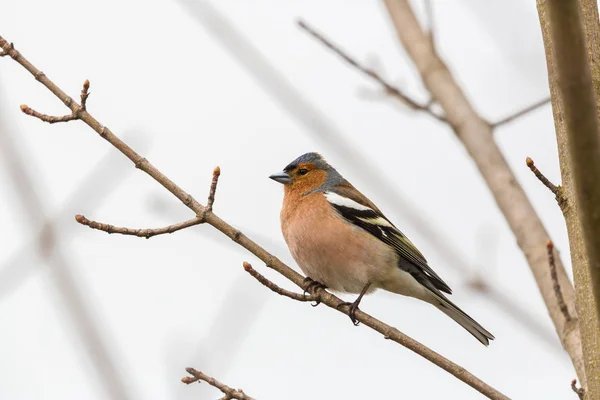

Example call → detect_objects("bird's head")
269 152 342 194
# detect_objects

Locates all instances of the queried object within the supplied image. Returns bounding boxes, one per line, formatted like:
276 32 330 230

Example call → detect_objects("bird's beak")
269 171 292 184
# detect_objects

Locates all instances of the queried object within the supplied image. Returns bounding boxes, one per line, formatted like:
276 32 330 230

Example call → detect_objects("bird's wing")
324 186 452 294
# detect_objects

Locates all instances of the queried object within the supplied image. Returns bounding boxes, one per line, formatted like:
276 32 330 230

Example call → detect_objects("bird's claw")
337 301 361 326
302 277 326 307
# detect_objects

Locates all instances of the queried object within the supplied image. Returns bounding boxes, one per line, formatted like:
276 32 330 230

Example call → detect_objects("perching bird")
269 152 494 346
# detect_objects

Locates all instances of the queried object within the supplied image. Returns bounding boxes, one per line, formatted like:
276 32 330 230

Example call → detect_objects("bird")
269 152 494 346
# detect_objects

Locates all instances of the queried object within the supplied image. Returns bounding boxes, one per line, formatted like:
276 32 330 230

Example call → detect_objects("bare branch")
80 79 90 111
182 368 255 400
526 157 568 212
243 262 315 302
571 379 585 399
0 34 510 399
543 0 600 324
538 0 600 394
74 165 221 237
297 20 445 123
525 157 560 195
0 78 135 400
75 214 203 238
202 166 221 219
19 79 90 124
547 240 572 322
20 104 79 123
492 97 551 128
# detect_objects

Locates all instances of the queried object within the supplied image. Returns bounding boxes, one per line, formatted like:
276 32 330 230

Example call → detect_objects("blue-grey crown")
283 152 330 172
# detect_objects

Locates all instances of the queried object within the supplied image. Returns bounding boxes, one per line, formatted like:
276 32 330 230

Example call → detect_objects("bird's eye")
298 168 309 176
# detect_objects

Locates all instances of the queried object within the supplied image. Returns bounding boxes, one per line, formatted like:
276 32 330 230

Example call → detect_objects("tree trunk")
537 0 600 397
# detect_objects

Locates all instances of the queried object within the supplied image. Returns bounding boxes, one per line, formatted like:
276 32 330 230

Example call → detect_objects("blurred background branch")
0 98 137 400
0 129 150 303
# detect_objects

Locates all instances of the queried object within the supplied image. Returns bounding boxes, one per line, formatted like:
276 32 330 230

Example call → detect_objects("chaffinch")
270 152 494 346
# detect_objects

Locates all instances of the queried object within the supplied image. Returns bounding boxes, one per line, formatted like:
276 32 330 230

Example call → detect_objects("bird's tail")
432 292 495 346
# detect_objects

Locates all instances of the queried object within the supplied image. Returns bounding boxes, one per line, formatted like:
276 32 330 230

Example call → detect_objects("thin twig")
0 33 510 400
525 157 567 209
243 262 315 302
74 165 220 237
571 379 585 399
202 166 221 220
75 214 203 238
80 79 90 111
182 368 255 400
547 240 572 322
20 104 79 123
75 166 221 239
297 20 445 123
0 80 135 400
526 157 559 194
19 79 90 123
492 97 551 128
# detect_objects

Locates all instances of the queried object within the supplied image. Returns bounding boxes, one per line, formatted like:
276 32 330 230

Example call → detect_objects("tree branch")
19 79 90 123
572 379 585 399
74 164 222 237
491 97 551 128
525 157 559 194
297 2 584 385
243 262 315 302
537 0 600 394
0 89 136 400
182 368 255 400
547 240 572 322
0 34 510 400
525 157 567 212
75 214 203 238
204 166 221 215
20 104 79 123
297 20 445 122
543 0 600 324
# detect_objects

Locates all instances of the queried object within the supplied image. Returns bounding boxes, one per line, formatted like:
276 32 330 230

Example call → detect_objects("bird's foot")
337 300 361 326
302 277 326 306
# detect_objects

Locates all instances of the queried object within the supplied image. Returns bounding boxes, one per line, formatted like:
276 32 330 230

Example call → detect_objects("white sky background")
0 0 578 399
